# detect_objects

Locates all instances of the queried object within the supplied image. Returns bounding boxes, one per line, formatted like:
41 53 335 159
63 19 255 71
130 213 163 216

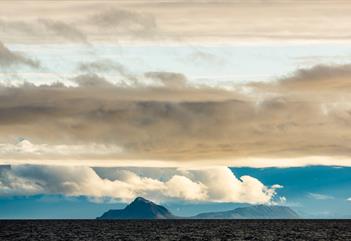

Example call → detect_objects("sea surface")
0 220 350 241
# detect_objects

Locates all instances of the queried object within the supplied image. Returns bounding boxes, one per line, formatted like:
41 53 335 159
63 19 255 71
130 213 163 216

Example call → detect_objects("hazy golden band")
0 1 351 44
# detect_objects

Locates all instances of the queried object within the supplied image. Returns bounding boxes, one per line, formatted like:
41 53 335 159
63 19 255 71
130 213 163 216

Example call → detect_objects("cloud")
77 60 138 84
0 78 248 165
78 60 124 73
0 138 122 159
251 65 347 94
89 8 158 37
1 1 351 43
275 64 351 91
0 41 39 68
38 19 88 43
0 19 35 36
0 18 88 44
165 175 207 201
188 51 224 66
308 193 334 200
1 63 351 167
72 74 115 88
0 165 281 204
144 71 187 88
181 167 279 203
271 184 283 189
1 62 351 167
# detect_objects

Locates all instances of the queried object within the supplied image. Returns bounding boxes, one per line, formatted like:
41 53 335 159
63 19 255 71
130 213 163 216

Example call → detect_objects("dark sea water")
1 220 350 241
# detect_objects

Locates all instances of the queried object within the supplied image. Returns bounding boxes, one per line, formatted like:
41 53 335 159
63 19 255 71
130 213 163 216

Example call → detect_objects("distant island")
97 197 176 219
97 197 300 220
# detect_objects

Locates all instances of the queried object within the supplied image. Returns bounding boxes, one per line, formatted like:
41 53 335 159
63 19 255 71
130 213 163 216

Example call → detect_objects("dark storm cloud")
0 41 40 68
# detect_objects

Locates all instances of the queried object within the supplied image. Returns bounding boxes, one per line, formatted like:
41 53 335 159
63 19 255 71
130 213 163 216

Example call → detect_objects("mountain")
97 197 299 220
97 197 177 219
193 205 300 219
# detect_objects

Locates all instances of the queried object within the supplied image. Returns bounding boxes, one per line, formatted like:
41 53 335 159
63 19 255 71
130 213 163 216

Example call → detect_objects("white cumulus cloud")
0 165 282 204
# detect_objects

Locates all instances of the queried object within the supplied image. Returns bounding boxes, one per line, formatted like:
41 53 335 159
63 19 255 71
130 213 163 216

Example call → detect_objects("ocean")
1 220 350 241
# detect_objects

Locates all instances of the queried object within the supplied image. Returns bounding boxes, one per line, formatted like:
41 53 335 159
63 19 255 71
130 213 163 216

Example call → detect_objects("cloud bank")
0 165 280 204
1 63 351 167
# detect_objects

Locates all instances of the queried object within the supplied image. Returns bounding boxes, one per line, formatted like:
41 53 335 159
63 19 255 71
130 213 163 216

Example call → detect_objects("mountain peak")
97 197 176 220
133 197 151 203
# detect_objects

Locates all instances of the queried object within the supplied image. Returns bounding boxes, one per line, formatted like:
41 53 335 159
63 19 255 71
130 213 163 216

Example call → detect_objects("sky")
0 0 351 218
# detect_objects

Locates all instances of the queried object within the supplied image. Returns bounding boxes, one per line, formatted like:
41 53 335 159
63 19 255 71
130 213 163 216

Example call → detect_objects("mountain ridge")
193 204 299 219
97 197 300 220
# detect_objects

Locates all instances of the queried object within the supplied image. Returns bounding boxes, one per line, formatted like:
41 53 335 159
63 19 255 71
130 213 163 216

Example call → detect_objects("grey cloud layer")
1 64 351 166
